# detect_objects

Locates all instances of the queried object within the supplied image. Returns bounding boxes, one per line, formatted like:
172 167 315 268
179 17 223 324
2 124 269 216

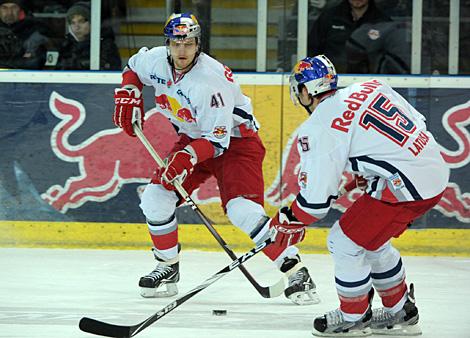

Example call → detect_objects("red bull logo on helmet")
294 60 313 74
173 24 189 36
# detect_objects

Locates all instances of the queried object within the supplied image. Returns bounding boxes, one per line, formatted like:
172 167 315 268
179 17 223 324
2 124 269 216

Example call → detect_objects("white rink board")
1 71 470 88
0 248 469 338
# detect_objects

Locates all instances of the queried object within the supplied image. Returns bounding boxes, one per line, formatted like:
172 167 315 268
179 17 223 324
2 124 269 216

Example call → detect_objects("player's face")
169 38 198 71
298 87 312 106
298 87 320 111
70 14 90 42
0 3 21 25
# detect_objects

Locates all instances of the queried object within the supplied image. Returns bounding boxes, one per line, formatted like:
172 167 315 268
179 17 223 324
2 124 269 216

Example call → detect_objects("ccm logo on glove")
113 87 144 137
268 207 307 247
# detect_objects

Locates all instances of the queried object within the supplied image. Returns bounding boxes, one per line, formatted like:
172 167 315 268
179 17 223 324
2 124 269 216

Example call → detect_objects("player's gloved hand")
158 138 214 189
113 87 144 137
339 175 367 196
355 175 367 191
150 164 176 191
161 150 196 187
268 206 308 247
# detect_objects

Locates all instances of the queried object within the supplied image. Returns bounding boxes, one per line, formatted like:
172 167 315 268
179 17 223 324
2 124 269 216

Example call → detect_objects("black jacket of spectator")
0 16 48 69
56 25 121 70
308 0 391 73
345 21 410 74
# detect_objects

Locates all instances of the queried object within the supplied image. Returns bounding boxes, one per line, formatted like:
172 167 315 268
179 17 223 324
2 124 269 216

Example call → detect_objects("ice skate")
312 307 372 337
138 261 180 298
281 255 320 305
312 288 374 337
371 283 422 336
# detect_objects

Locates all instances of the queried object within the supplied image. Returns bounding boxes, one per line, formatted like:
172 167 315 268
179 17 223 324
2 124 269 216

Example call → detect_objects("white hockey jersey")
127 46 259 156
294 79 449 220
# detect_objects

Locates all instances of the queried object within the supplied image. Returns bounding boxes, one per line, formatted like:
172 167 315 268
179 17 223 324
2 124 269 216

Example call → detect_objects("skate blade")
140 283 178 298
372 323 422 336
288 290 321 305
312 327 372 337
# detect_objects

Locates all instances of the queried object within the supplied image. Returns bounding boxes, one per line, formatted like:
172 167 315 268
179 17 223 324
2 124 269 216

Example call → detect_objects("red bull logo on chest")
155 94 196 123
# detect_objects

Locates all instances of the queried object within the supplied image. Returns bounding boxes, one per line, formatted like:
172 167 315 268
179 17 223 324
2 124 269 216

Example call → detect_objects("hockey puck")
212 309 227 316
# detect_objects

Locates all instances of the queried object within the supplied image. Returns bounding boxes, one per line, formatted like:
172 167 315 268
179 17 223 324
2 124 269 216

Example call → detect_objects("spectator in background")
27 1 75 13
460 0 470 74
277 0 341 72
0 0 48 69
56 1 121 70
345 20 411 74
308 0 391 73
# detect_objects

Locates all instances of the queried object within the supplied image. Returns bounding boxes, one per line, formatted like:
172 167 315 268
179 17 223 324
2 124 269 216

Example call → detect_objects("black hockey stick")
79 238 272 337
133 124 284 298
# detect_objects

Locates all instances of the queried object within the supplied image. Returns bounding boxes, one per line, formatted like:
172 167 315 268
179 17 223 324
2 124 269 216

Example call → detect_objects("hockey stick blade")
79 318 130 338
79 238 271 337
133 124 284 298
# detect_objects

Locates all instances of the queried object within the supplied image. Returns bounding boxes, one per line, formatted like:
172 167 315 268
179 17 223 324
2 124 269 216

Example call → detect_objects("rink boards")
0 72 468 254
1 220 470 256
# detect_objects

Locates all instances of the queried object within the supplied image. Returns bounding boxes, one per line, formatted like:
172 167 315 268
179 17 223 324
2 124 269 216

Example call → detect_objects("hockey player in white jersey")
112 13 318 305
267 55 449 336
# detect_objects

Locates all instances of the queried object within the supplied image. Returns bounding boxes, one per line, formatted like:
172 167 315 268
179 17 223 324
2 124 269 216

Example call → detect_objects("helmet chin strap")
299 94 315 115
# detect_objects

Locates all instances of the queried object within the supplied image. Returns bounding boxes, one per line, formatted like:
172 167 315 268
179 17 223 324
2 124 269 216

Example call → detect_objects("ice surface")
1 248 469 338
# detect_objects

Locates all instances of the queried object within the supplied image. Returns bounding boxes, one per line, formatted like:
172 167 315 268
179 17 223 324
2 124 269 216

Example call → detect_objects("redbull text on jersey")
331 79 383 133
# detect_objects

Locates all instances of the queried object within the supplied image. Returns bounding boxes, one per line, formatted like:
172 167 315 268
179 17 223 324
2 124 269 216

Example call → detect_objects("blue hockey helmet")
163 13 201 41
289 55 338 105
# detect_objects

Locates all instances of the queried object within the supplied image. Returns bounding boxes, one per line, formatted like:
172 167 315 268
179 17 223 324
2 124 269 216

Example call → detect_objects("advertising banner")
0 82 468 228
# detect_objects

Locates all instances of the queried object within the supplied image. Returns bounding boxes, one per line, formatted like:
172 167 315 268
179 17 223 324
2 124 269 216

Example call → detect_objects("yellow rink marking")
0 221 469 256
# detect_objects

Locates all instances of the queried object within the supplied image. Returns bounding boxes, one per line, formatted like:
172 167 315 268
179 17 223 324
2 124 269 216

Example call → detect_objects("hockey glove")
268 206 307 247
113 87 144 137
162 150 195 187
151 164 176 191
161 138 215 188
355 175 367 191
339 175 367 196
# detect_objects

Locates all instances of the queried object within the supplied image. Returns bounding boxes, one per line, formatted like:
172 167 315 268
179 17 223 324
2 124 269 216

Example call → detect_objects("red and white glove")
161 150 195 187
113 87 144 137
160 138 215 189
151 165 175 191
268 206 308 247
355 175 367 191
339 175 367 196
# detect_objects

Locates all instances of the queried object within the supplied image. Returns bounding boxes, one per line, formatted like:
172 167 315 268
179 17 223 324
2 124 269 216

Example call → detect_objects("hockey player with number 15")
268 55 449 336
112 12 319 305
